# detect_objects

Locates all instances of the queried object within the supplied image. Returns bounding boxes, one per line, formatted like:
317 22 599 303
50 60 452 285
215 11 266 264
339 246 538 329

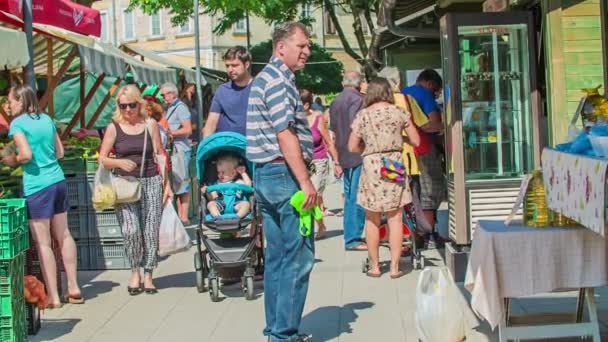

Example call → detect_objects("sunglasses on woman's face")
118 102 138 110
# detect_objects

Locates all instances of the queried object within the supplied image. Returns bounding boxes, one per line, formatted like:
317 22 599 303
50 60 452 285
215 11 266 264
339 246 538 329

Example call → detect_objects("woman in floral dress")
348 77 420 278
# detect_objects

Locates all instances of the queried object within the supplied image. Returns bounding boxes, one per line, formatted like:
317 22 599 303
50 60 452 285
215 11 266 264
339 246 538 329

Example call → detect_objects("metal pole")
193 0 204 138
23 0 36 90
112 0 118 46
246 10 251 50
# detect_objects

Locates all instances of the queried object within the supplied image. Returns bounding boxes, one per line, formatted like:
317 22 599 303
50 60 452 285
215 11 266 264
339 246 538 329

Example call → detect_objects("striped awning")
121 44 201 84
0 26 29 67
100 42 176 85
78 42 126 77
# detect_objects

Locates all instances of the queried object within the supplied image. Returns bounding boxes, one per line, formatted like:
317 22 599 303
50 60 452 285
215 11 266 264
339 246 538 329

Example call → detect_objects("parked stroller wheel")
194 252 207 293
244 276 255 300
209 278 220 302
362 258 370 273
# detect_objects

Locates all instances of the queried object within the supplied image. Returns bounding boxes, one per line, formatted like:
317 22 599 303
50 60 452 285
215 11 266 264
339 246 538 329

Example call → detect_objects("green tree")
129 0 381 73
250 39 343 94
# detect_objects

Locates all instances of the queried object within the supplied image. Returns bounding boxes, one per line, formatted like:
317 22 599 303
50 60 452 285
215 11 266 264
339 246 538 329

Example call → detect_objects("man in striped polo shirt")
246 22 316 342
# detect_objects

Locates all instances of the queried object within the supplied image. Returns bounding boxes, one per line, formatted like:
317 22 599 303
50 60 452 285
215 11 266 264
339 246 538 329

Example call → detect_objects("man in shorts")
402 69 445 242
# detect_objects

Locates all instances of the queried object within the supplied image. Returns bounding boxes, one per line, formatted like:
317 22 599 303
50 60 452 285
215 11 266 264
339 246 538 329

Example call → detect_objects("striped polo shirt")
246 57 313 163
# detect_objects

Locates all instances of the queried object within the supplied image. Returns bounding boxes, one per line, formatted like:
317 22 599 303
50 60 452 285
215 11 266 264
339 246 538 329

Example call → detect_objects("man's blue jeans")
343 165 366 249
254 163 315 342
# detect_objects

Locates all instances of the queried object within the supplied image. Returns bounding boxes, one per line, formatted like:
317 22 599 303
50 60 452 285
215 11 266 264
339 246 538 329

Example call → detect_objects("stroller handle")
206 183 254 194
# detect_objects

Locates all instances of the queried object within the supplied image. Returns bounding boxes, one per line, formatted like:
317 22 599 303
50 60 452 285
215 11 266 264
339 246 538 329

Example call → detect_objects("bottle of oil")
551 210 577 227
524 170 550 227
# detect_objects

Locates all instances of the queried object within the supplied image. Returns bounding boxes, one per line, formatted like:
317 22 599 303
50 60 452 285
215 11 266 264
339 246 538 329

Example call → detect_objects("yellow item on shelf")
581 85 608 121
524 170 550 227
551 210 578 227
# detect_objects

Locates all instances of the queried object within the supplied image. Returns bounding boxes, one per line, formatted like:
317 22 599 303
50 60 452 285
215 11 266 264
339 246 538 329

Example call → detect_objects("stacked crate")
61 158 129 270
0 199 30 341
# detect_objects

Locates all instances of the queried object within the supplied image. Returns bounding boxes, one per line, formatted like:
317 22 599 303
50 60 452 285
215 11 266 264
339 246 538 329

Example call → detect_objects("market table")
465 220 607 341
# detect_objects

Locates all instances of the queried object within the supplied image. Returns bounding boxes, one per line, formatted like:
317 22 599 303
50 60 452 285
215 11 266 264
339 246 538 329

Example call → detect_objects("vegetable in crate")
24 275 48 310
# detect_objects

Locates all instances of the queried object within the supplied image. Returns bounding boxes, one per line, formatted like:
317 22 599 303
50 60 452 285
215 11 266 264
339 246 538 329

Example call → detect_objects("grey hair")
272 21 310 47
160 82 178 95
377 67 402 92
342 71 362 88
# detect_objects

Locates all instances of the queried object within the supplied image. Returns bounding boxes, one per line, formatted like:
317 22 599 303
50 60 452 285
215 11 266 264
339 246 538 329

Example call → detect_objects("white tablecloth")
464 220 608 329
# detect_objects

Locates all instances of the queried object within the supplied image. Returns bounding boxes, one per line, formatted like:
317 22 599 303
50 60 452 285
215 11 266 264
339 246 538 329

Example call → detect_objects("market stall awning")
101 43 176 85
0 26 28 67
0 0 101 37
121 44 202 85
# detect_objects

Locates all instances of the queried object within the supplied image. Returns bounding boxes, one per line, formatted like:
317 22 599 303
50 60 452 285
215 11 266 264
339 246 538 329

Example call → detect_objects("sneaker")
297 333 312 341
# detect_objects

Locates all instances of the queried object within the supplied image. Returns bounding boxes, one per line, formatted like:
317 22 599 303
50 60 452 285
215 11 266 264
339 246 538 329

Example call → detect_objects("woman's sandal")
314 230 326 240
63 293 85 304
390 271 405 279
144 287 158 294
127 285 143 296
46 302 63 309
366 271 381 278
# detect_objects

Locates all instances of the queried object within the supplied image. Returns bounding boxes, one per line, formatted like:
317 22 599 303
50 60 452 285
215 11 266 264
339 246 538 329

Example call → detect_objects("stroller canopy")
196 132 253 182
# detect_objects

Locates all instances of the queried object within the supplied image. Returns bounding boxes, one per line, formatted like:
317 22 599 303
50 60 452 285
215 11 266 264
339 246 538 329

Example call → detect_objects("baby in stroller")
202 154 252 220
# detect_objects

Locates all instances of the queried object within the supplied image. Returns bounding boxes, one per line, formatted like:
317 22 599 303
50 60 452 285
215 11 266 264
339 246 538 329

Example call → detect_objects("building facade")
92 1 371 73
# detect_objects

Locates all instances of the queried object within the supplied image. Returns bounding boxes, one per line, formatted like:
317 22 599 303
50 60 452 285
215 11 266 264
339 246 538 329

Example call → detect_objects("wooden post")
61 73 106 139
86 77 122 129
46 38 54 117
79 63 86 128
139 84 147 93
39 48 78 110
152 87 160 97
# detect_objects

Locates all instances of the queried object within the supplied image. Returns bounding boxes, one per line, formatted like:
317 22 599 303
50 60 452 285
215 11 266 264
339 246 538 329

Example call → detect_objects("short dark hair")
363 77 394 108
272 22 310 47
299 88 313 106
416 69 443 88
223 46 252 64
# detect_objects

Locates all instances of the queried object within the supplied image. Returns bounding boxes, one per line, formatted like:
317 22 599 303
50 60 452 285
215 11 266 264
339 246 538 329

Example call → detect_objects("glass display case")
440 12 541 245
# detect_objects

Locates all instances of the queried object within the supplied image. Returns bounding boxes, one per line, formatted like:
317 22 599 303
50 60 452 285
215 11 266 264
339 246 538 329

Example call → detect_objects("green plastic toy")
290 190 323 237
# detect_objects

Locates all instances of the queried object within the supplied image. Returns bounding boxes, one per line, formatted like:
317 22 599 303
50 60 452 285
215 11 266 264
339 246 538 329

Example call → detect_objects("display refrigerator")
440 11 542 246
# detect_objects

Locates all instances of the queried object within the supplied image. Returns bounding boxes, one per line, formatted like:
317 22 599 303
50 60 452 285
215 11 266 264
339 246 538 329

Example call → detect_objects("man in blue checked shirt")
246 21 315 342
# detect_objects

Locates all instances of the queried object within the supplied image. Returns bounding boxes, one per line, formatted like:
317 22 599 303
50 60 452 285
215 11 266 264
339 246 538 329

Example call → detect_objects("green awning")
121 44 202 85
0 26 29 68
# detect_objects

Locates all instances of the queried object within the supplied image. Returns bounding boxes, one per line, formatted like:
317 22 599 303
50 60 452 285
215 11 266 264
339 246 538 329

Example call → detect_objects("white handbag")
113 124 148 204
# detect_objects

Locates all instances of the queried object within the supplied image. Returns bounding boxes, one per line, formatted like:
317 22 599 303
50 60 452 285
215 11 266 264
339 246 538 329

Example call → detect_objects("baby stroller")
193 132 264 302
361 157 429 273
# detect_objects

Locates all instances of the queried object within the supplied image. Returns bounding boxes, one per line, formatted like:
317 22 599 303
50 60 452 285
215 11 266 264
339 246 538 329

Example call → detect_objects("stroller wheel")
209 278 220 302
244 276 255 300
362 258 370 273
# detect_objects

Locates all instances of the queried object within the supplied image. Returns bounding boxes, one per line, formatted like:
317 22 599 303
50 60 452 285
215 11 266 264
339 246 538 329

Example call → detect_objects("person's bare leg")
235 201 251 218
387 209 404 276
29 219 61 306
50 212 81 298
365 210 381 275
315 195 327 239
207 201 222 217
423 210 436 230
179 193 191 222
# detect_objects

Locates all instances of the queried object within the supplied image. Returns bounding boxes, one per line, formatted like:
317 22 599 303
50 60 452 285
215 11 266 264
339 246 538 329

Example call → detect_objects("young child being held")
201 154 252 219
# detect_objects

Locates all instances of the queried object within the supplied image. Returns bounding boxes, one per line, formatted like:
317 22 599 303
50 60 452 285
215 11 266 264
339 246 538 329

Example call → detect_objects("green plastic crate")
0 200 26 234
59 158 85 175
0 296 26 342
85 158 98 174
0 229 28 260
0 254 24 289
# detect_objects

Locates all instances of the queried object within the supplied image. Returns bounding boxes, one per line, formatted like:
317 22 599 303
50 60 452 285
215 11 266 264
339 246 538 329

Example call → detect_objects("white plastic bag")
91 164 116 211
158 202 191 257
416 267 478 342
171 149 188 192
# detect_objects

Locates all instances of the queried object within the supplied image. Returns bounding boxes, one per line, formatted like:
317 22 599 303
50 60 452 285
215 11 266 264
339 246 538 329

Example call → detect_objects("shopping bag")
158 202 191 257
171 149 188 192
91 164 116 211
416 267 478 342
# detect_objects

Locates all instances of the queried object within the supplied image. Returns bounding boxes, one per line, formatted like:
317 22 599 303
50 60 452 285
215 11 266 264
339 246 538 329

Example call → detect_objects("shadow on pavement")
29 318 81 342
317 229 343 241
155 271 196 289
81 280 120 300
300 301 374 341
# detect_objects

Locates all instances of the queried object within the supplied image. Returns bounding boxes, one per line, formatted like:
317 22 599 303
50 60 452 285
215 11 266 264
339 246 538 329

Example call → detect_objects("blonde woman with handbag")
99 85 173 295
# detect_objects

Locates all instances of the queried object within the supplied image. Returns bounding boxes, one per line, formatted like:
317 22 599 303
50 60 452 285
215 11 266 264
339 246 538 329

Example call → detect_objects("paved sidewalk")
28 182 608 341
